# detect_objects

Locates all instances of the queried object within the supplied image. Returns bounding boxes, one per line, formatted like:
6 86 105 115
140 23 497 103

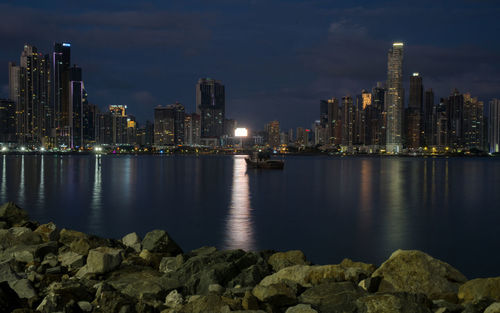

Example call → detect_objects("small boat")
245 152 284 169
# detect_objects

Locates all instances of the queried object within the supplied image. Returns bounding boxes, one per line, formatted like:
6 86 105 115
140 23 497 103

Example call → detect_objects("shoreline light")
235 128 248 137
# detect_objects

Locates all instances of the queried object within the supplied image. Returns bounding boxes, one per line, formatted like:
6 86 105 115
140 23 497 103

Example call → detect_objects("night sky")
0 0 499 130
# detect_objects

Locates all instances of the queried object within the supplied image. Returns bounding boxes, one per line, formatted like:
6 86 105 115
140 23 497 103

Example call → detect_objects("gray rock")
252 282 297 307
356 293 432 313
485 303 500 313
372 250 467 301
58 228 88 246
0 261 19 283
268 250 309 272
77 301 93 312
458 277 500 303
86 246 123 274
46 266 62 274
106 267 166 301
34 241 59 260
179 294 232 313
142 229 183 255
58 251 85 271
242 290 259 310
8 278 36 299
122 232 142 252
285 304 318 313
159 254 184 273
165 289 184 308
299 281 366 313
258 264 345 288
0 202 28 227
34 222 60 242
209 283 225 294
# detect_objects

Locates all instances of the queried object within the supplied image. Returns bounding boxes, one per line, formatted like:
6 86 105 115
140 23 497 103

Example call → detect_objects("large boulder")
252 282 297 307
356 293 432 313
371 250 467 301
58 251 85 271
8 278 36 299
58 228 88 247
0 202 28 227
141 229 183 255
258 264 345 288
106 266 167 301
177 294 233 313
84 247 123 274
458 277 500 303
122 232 142 253
298 281 366 313
485 303 500 313
268 250 309 272
34 222 60 242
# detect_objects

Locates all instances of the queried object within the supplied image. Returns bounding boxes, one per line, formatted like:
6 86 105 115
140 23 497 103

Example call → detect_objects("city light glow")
235 128 248 137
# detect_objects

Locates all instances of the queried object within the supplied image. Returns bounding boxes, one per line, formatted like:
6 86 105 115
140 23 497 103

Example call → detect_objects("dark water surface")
1 154 499 278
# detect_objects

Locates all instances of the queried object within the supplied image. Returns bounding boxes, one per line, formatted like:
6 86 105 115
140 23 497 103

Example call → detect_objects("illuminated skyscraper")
385 42 404 153
68 66 84 148
447 89 464 149
52 42 71 144
405 73 423 149
266 120 280 149
462 93 484 150
423 89 435 146
342 95 355 148
489 99 500 153
17 44 51 145
196 78 225 139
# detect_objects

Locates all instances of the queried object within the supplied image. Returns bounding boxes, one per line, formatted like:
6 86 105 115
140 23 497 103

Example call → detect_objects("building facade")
385 42 404 153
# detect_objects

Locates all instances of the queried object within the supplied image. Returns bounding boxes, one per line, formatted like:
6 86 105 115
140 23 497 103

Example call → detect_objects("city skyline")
0 1 499 130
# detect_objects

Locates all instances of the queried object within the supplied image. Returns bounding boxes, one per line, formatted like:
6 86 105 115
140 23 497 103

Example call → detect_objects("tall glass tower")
385 42 404 153
196 78 225 139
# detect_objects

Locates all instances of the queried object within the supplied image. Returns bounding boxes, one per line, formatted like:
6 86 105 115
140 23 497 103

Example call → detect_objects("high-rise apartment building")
16 44 51 146
266 120 280 149
489 99 500 153
447 89 464 149
52 42 71 145
154 103 185 146
196 78 225 139
342 95 355 148
462 93 484 150
0 99 16 143
69 66 84 148
385 42 404 153
423 89 435 146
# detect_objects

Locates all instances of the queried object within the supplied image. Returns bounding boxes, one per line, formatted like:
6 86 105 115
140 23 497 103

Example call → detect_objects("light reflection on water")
224 156 255 251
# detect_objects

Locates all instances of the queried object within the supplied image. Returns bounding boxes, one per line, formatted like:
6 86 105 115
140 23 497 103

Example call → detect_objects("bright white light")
20 147 26 151
1 147 7 152
235 128 248 137
40 147 45 152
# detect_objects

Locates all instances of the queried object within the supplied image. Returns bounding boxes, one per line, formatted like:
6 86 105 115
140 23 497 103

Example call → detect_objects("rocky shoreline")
0 202 499 313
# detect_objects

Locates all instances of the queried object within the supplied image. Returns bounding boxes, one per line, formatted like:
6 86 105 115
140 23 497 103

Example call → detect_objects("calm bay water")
1 154 499 278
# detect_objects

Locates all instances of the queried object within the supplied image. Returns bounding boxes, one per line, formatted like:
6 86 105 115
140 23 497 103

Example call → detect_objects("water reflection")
224 156 255 251
38 155 45 208
89 156 103 234
385 160 406 249
18 155 25 206
1 156 6 202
